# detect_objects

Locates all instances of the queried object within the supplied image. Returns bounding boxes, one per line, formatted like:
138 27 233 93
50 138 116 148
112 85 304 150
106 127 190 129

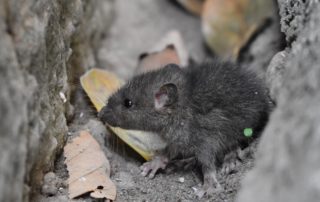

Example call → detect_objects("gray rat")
98 61 270 197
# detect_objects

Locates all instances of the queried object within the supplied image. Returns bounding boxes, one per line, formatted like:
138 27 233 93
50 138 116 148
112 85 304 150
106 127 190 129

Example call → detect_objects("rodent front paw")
140 156 168 178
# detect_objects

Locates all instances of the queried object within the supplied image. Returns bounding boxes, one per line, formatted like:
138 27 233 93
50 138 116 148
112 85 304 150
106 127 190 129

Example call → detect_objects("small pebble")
59 91 67 103
79 112 84 118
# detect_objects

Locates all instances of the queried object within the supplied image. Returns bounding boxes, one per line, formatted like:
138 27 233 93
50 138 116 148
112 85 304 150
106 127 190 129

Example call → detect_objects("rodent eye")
123 98 133 108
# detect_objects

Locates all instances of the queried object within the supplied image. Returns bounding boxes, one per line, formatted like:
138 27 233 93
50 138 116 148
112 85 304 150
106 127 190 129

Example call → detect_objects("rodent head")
98 64 186 132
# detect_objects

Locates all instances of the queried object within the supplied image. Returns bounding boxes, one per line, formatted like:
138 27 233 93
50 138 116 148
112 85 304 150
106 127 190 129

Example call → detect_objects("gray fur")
99 61 270 194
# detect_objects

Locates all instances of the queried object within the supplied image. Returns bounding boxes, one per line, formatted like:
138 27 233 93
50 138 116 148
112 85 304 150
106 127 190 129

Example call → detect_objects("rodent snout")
98 106 118 126
98 106 110 120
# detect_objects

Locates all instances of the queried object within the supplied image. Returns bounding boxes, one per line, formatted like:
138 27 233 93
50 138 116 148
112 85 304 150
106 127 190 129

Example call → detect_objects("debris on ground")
64 131 116 200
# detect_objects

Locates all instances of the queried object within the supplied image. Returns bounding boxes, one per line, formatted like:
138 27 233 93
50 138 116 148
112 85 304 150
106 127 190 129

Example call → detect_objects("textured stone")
237 1 320 202
278 0 313 42
41 172 64 196
0 0 114 201
266 50 288 101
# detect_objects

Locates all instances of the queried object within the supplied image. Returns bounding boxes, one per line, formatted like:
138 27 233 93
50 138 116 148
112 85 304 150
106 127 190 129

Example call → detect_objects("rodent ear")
154 83 178 110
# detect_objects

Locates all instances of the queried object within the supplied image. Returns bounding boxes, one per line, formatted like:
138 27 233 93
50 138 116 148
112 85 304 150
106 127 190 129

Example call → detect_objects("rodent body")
99 61 270 196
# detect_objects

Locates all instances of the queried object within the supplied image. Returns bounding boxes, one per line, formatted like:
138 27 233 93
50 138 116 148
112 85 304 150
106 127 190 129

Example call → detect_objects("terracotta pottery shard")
137 30 189 73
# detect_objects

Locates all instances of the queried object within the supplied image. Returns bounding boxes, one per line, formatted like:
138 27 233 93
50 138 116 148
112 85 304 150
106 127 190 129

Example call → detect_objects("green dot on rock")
244 128 253 137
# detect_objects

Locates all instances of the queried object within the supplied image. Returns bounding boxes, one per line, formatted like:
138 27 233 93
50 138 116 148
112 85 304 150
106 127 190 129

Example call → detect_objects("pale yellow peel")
80 68 123 111
80 68 166 160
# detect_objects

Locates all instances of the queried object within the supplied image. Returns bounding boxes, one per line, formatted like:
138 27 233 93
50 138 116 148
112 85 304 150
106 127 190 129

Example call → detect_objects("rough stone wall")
0 1 113 202
237 1 320 202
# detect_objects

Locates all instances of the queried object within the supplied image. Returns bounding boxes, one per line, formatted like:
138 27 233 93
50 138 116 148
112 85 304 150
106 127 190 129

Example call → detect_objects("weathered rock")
266 50 288 101
278 0 312 42
237 1 320 202
41 172 64 196
0 0 114 201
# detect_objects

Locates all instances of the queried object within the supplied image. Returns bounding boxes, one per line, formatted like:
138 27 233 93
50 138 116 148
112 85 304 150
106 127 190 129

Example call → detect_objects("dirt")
36 88 257 202
38 113 257 202
35 83 258 202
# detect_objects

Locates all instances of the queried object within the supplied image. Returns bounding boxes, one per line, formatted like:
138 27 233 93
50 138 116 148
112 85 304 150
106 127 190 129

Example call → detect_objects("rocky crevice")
237 1 320 202
0 1 114 201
